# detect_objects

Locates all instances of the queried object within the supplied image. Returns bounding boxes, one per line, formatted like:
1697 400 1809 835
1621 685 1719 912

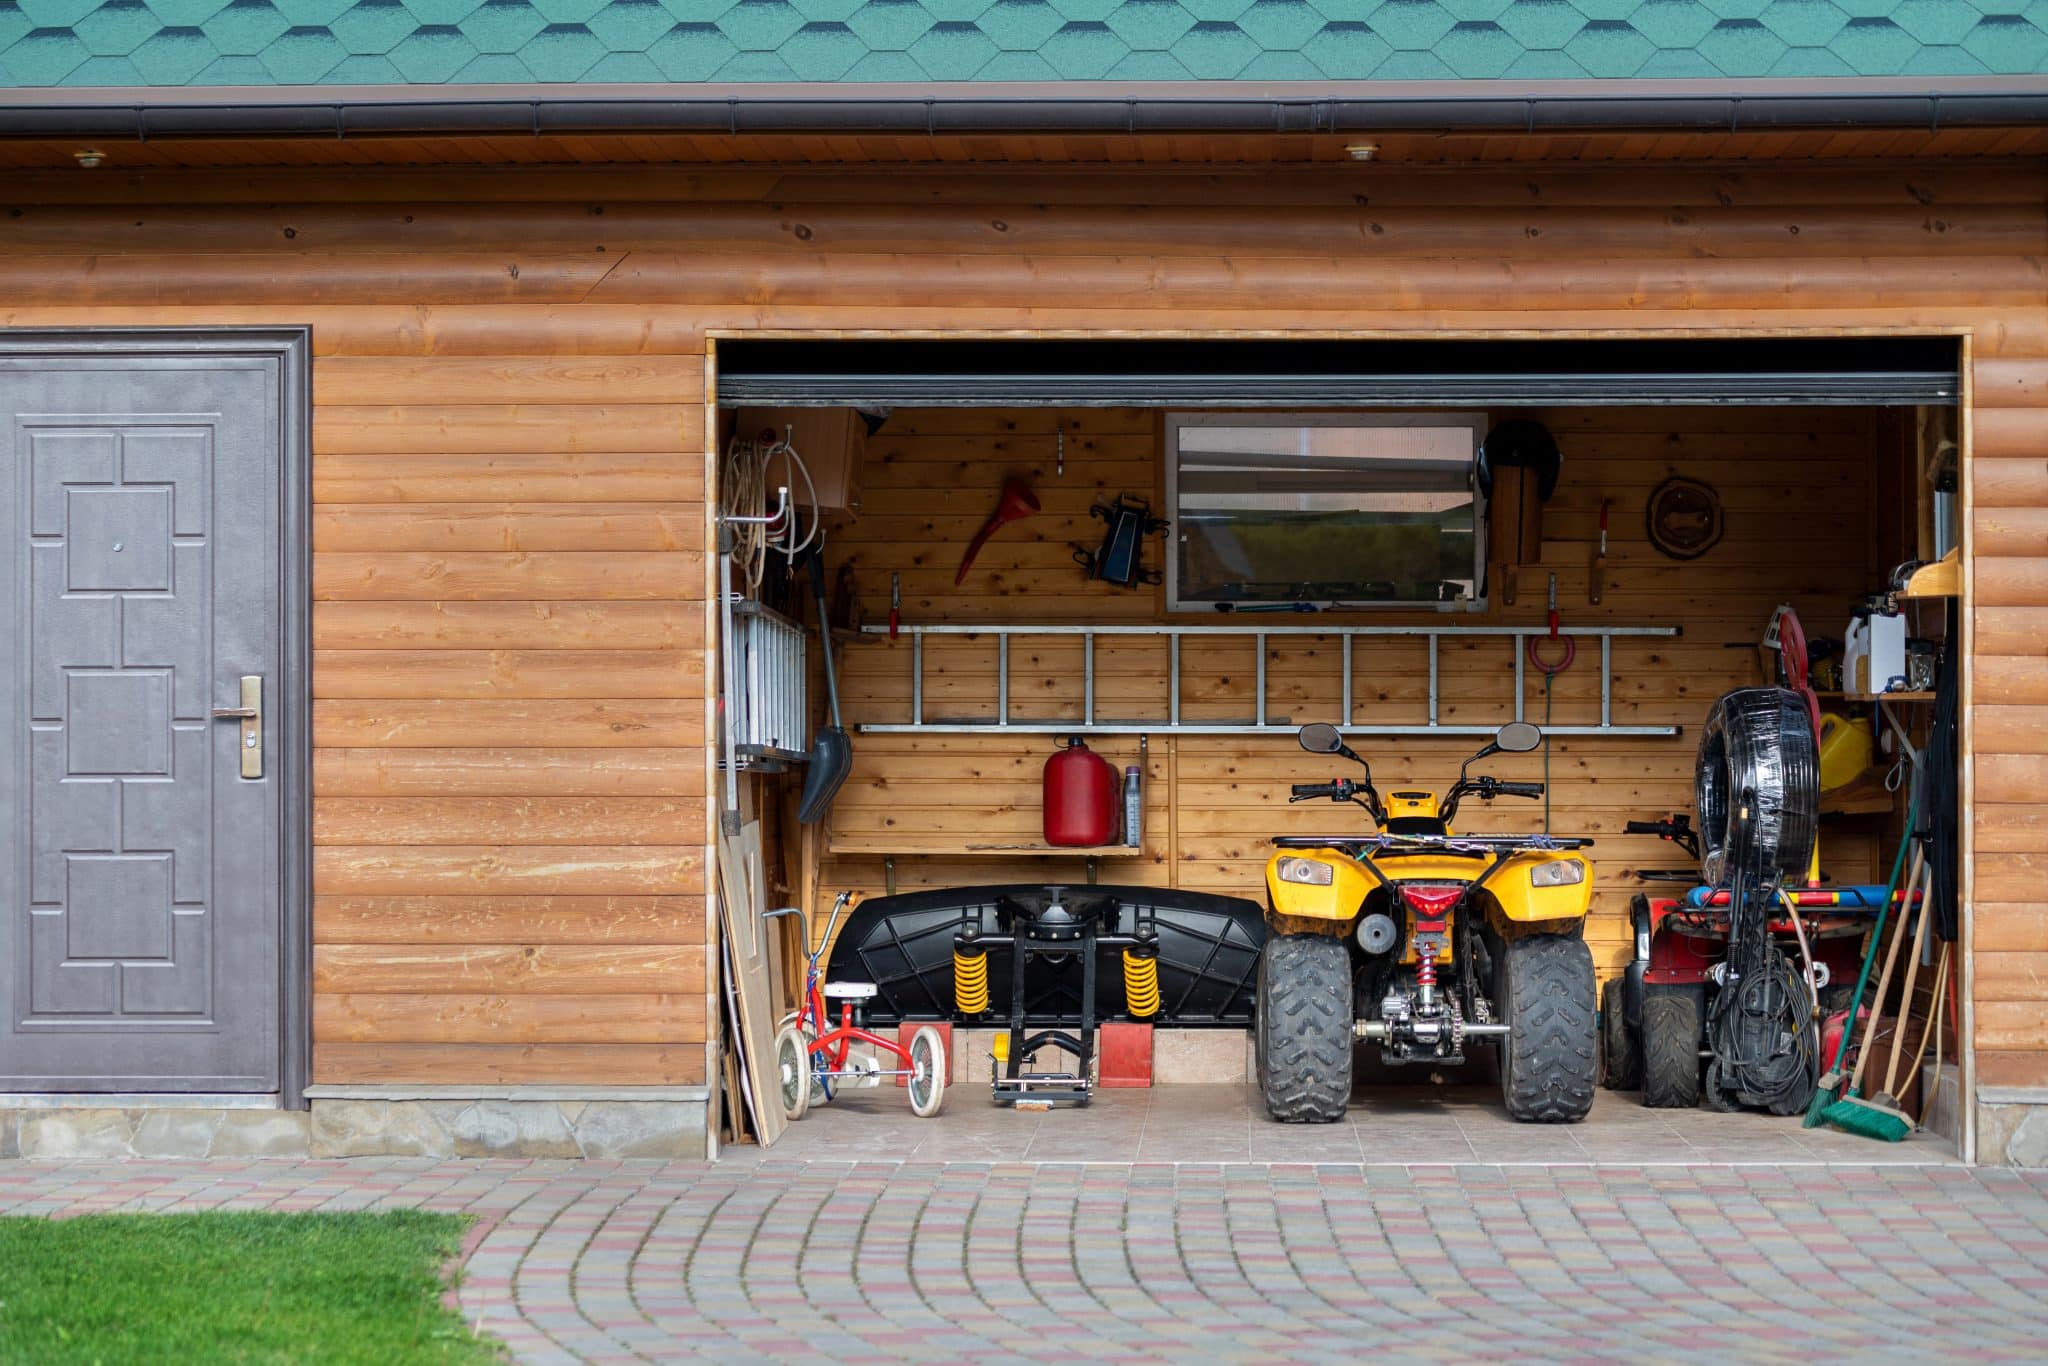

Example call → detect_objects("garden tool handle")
1877 865 1938 1104
1849 842 1925 1094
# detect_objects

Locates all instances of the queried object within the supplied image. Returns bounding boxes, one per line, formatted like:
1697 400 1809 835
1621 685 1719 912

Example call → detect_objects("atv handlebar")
1495 780 1544 798
1290 782 1337 800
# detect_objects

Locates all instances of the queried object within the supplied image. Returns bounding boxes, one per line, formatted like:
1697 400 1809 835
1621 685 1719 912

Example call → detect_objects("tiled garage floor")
742 1080 1960 1166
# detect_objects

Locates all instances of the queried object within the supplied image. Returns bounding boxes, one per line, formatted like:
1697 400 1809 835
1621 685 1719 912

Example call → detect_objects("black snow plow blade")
825 884 1264 1028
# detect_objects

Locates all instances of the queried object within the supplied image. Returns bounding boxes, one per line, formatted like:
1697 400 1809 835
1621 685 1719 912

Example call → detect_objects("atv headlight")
1276 857 1335 887
1530 860 1586 888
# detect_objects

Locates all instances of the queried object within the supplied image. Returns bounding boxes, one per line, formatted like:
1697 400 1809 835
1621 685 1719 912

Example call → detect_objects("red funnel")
956 477 1040 585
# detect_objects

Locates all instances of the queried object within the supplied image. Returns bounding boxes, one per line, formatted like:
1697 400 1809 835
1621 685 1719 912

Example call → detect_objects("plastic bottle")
1043 736 1117 846
1123 766 1143 846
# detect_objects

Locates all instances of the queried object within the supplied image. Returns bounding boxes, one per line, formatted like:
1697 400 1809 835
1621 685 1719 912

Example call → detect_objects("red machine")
1605 814 1891 1109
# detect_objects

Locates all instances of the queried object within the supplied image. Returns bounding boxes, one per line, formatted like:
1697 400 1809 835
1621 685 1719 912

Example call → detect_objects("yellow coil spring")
953 948 990 1015
1122 949 1161 1019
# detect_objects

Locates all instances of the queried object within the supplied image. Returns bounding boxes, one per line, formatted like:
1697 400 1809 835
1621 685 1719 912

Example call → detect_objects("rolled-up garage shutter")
716 337 1958 408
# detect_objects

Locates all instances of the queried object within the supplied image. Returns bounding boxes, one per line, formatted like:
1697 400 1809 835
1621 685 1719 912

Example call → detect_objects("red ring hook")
1527 632 1576 675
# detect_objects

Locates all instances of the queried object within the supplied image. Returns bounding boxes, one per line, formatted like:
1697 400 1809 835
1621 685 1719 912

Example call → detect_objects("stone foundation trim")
3 1093 711 1161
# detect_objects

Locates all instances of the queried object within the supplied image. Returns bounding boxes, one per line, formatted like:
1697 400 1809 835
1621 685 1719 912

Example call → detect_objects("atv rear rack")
1272 834 1594 855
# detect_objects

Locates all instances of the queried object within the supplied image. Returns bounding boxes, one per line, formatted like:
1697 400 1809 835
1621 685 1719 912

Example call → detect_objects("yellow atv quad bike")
1255 721 1599 1125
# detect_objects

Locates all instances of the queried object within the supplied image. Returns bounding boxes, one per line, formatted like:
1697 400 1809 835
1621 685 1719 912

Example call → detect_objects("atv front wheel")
1641 983 1705 1109
1601 977 1641 1091
1256 933 1353 1124
1498 933 1597 1123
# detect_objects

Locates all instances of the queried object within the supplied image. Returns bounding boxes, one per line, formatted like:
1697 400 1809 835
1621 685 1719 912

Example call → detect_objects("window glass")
1169 416 1486 610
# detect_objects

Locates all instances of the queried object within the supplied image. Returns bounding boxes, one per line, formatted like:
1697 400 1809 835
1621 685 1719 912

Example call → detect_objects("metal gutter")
2 76 2046 141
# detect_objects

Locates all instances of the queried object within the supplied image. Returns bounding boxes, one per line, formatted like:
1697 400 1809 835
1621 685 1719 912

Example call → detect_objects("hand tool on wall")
798 544 852 824
888 573 901 640
956 477 1039 585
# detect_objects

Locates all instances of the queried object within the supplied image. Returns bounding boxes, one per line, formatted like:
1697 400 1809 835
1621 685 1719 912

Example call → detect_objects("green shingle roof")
1 0 2042 86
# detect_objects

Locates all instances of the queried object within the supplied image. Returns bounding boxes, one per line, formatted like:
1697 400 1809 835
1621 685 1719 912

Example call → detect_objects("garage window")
1165 412 1488 613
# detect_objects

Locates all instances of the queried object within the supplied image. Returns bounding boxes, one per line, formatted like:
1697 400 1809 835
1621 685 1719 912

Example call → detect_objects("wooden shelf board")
827 842 1147 858
1899 549 1960 601
1814 690 1936 702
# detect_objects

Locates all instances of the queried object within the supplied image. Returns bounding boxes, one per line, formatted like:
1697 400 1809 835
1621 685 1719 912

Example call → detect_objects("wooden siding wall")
823 404 1885 979
0 157 2041 1091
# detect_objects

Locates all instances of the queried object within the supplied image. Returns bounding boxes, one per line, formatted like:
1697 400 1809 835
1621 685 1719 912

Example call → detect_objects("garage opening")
712 336 1965 1163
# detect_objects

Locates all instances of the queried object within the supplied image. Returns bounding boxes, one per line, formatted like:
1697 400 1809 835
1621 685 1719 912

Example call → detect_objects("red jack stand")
1098 1022 1153 1088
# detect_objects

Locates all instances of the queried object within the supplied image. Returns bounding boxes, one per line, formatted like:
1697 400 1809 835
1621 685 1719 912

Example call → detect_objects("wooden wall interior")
0 150 2039 1098
818 403 1892 982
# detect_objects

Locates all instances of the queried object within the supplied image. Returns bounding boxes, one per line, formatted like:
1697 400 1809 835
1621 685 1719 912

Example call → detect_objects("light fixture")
1344 142 1379 162
74 149 104 168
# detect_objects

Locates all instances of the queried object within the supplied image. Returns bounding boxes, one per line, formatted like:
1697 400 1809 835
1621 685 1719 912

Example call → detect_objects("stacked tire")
1694 688 1819 887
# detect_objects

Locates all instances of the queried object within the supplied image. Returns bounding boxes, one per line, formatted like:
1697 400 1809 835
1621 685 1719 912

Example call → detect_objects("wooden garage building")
0 7 2045 1162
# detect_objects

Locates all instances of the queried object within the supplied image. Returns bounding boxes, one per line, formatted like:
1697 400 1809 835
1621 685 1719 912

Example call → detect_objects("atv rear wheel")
1601 977 1641 1091
1641 983 1705 1109
1498 932 1597 1123
1256 933 1353 1124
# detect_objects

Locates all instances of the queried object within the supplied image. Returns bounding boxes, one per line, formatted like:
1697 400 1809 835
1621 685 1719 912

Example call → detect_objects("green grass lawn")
0 1209 500 1364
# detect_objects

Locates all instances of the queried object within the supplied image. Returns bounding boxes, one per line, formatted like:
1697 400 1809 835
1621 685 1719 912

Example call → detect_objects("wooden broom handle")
1848 843 1924 1094
1878 865 1937 1105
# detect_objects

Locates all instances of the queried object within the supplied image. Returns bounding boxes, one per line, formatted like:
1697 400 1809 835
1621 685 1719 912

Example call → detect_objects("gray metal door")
0 344 298 1093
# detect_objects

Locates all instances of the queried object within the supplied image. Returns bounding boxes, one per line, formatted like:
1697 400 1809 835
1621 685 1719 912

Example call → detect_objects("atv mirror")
1297 723 1344 754
1496 721 1542 753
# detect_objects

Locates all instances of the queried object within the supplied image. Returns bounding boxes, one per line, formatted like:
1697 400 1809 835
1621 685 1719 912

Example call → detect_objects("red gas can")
1044 736 1118 846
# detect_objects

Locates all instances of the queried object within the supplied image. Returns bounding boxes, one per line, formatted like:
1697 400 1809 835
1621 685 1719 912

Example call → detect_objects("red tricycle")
771 892 948 1122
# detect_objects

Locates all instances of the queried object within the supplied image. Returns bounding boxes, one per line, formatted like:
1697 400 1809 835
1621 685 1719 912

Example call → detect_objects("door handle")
211 675 263 779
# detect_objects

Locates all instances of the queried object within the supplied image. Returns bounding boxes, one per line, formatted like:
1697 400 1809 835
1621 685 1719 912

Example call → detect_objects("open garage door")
717 337 1960 409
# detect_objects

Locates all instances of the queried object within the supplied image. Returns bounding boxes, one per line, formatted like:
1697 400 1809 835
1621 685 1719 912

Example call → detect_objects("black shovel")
798 545 851 824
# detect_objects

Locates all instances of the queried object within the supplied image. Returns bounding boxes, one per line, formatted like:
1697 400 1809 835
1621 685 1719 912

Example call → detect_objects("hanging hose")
1527 574 1573 834
721 425 821 597
952 935 990 1016
1122 944 1161 1019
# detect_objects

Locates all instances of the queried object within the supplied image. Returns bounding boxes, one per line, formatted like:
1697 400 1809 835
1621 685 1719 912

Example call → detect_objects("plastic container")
1123 766 1143 846
1817 711 1873 792
1044 736 1118 846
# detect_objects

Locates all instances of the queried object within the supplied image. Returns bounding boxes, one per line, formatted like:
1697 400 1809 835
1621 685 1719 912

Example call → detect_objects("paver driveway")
6 1151 2048 1362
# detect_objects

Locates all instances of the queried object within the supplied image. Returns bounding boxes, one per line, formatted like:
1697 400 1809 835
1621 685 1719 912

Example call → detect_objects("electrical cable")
721 425 821 596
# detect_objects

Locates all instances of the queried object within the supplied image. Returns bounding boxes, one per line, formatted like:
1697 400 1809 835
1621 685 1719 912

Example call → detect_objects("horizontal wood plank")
314 796 704 845
315 992 706 1044
315 748 705 797
313 845 705 895
314 699 703 749
315 553 703 601
313 650 702 699
314 942 705 994
314 894 705 945
315 503 706 553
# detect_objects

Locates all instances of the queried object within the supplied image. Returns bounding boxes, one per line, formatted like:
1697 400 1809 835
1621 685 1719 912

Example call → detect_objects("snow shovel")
798 544 850 824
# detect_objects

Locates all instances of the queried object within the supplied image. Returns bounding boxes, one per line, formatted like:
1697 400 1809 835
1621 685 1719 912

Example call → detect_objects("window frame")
1163 411 1491 615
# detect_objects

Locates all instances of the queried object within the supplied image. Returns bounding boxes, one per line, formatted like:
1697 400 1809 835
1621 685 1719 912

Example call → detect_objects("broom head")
1819 1094 1912 1143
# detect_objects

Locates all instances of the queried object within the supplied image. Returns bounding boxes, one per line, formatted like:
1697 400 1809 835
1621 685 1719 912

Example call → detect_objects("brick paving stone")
3 1153 2048 1360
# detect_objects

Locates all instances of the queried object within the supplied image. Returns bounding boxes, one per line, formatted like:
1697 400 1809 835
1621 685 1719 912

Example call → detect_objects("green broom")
1818 854 1928 1143
1802 787 1918 1129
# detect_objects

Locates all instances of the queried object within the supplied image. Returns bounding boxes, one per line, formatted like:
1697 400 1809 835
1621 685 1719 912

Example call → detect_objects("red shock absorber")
1415 940 1439 1012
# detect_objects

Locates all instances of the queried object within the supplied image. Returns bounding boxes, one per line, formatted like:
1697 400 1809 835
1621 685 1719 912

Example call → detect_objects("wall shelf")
828 841 1146 858
1898 549 1959 601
